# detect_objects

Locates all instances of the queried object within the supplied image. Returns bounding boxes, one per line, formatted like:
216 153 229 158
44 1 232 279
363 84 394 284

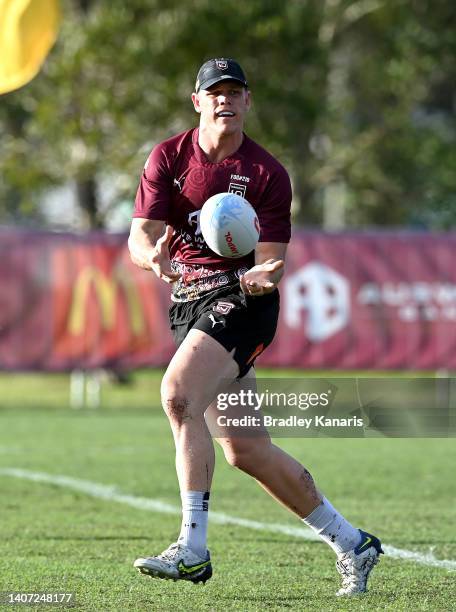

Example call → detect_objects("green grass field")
0 371 455 611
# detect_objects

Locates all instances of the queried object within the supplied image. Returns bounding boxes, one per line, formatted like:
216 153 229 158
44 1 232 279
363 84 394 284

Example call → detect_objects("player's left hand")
240 259 284 296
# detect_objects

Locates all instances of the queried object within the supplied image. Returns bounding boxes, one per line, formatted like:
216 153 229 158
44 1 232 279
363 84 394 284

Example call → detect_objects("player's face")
192 81 251 136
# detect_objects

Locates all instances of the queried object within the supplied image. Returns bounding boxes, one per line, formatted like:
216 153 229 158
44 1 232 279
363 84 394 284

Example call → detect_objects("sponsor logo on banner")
284 262 456 343
358 282 456 321
67 267 145 336
284 262 350 341
49 243 165 366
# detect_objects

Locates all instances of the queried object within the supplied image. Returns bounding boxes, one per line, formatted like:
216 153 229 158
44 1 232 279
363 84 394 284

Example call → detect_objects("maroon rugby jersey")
134 128 291 301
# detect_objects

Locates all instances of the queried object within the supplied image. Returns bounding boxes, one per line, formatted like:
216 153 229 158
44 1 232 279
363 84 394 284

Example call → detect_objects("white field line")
1 467 455 571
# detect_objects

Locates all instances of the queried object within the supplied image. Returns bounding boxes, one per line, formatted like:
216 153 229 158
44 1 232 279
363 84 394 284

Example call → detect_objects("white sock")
302 497 361 555
177 491 209 558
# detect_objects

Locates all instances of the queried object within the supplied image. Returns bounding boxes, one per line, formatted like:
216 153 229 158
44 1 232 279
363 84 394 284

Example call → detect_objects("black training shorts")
169 284 280 378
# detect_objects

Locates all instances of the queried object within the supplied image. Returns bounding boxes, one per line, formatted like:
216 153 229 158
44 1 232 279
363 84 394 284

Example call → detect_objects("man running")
128 58 382 596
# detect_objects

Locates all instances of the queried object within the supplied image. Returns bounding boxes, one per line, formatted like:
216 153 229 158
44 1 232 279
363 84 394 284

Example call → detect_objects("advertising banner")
1 228 455 371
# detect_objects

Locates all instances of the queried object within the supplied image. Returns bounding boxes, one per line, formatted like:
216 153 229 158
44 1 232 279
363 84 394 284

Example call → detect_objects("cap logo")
215 60 228 70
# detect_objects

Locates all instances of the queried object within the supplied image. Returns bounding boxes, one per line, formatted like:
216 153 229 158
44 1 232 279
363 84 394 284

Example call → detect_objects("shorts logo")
213 301 234 315
208 313 223 328
216 60 228 70
228 182 247 198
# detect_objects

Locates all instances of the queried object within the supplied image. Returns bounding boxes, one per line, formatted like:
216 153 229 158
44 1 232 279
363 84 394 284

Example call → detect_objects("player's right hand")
240 258 284 296
149 225 181 284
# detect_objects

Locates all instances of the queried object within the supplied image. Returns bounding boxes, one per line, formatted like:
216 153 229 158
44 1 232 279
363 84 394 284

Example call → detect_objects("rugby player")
128 58 382 596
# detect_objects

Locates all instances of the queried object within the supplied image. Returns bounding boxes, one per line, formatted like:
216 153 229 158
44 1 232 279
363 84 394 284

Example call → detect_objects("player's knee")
163 395 191 427
161 377 191 427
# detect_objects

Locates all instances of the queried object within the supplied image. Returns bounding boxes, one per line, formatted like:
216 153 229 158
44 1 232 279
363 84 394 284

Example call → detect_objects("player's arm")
240 242 287 296
128 219 181 283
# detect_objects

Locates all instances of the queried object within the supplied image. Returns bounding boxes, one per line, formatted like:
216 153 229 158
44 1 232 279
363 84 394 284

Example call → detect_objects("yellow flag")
0 0 60 94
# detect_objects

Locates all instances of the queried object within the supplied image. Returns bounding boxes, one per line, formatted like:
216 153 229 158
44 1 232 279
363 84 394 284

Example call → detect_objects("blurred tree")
0 0 454 229
310 0 456 228
0 0 189 228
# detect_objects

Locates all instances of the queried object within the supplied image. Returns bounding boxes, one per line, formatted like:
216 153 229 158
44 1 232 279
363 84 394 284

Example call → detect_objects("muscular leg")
207 371 363 558
132 329 239 575
206 371 322 518
161 328 239 491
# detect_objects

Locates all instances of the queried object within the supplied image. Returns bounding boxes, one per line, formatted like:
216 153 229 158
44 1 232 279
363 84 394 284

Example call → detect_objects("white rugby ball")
200 192 260 258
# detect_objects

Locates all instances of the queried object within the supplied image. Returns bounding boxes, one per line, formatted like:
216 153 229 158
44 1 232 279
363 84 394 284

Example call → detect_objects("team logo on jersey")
213 301 235 315
228 182 247 198
216 60 228 70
